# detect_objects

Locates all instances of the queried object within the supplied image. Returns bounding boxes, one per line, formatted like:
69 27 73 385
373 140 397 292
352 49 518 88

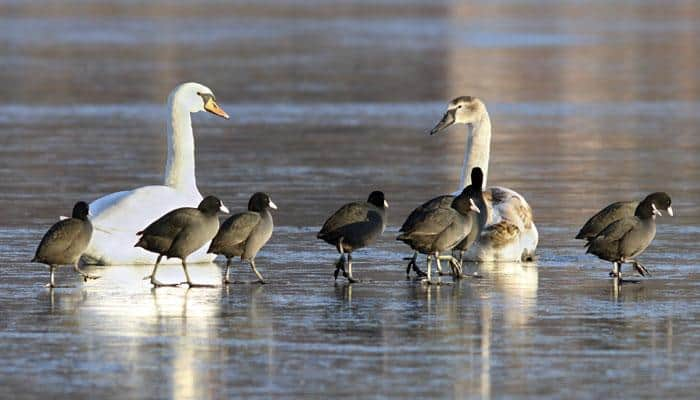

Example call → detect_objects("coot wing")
34 219 87 261
594 217 637 243
401 207 456 236
319 202 369 236
212 211 261 247
576 201 637 239
137 208 202 239
400 195 454 232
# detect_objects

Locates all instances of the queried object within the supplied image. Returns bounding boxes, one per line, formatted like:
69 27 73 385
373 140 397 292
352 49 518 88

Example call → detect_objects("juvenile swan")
84 82 229 265
430 96 538 262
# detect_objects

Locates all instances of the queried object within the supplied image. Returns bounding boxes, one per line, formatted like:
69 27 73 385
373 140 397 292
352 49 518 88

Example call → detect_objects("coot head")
248 192 278 212
198 195 229 215
643 192 673 216
72 201 90 220
367 191 388 209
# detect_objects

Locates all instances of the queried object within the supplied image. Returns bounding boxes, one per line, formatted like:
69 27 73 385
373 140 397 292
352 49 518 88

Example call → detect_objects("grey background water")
1 1 699 398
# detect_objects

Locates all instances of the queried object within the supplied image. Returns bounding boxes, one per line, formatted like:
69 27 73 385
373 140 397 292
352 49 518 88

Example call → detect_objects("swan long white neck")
164 95 198 193
459 111 492 189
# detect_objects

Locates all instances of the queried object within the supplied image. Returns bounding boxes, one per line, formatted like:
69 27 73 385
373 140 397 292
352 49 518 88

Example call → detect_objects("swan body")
432 96 538 262
82 82 229 265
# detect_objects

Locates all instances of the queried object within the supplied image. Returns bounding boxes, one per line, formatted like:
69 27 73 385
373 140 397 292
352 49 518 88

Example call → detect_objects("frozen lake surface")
1 0 699 398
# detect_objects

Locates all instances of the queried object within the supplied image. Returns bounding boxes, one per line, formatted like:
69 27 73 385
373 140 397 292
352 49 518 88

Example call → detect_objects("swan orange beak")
204 98 229 119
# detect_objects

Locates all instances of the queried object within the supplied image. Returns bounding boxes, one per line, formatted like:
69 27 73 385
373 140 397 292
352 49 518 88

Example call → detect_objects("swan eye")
457 105 462 109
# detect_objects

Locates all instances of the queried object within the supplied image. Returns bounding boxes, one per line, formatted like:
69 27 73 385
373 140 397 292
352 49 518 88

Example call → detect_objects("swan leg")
45 265 56 288
250 259 266 284
73 262 99 282
436 253 447 276
145 255 179 287
181 258 215 288
346 254 358 284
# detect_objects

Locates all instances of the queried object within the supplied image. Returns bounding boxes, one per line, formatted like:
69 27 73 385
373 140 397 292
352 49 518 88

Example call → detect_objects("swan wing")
89 185 202 235
479 186 537 254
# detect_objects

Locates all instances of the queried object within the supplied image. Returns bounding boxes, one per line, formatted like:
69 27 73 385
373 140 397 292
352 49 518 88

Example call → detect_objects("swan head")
171 82 229 119
429 96 486 135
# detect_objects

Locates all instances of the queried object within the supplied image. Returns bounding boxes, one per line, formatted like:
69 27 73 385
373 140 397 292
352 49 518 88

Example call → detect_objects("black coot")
585 192 672 279
32 201 98 287
397 187 480 284
576 192 673 240
317 191 388 283
400 168 487 277
136 195 228 287
208 192 277 284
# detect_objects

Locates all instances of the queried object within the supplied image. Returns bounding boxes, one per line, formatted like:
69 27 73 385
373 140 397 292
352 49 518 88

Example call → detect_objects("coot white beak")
384 200 389 208
667 206 673 216
470 199 480 213
652 203 662 216
219 203 230 214
269 200 278 210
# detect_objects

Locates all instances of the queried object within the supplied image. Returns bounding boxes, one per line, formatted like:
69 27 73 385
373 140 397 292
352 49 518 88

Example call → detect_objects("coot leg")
334 253 346 281
334 239 346 280
144 255 179 287
250 259 266 284
421 255 433 284
223 257 234 284
609 262 620 278
180 259 215 288
45 265 56 288
73 263 99 282
630 260 650 277
346 254 358 283
436 253 446 275
404 252 426 277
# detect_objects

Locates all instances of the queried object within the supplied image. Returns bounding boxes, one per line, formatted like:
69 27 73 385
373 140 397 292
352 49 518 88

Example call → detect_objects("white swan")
430 96 538 262
82 82 230 265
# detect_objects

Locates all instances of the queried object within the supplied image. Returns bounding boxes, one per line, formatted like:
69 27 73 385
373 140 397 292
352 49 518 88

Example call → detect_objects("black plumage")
32 201 97 287
584 192 672 279
136 195 228 287
317 191 387 283
208 192 276 284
